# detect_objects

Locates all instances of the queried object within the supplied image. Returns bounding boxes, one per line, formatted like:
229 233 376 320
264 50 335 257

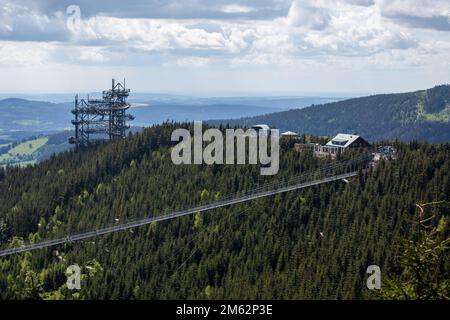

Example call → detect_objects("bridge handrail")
0 154 372 257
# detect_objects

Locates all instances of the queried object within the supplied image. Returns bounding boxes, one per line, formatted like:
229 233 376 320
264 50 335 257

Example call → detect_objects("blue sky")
0 0 449 94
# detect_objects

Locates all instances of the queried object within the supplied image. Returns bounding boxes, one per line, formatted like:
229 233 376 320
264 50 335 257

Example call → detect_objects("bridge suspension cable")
0 154 372 257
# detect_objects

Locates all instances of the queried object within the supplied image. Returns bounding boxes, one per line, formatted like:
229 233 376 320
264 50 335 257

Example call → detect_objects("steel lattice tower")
69 79 135 146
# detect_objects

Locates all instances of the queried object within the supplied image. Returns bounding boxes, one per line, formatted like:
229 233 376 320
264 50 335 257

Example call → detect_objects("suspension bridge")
0 154 373 257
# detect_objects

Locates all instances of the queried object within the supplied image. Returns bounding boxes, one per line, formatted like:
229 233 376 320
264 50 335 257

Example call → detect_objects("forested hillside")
0 123 449 299
209 85 450 143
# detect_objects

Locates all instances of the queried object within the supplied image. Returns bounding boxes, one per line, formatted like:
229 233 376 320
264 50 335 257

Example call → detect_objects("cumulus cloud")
286 0 331 30
0 1 68 41
284 0 417 59
174 56 211 67
379 0 450 31
344 0 375 6
0 41 51 66
221 4 255 14
74 18 231 52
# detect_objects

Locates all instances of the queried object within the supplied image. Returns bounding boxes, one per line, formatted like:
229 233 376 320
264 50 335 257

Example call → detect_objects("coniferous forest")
0 123 449 299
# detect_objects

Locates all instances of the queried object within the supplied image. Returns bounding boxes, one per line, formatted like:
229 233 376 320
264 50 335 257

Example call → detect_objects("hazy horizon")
0 84 446 99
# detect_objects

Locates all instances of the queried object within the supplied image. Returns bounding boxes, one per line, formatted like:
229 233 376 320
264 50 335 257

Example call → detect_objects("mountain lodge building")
294 133 371 158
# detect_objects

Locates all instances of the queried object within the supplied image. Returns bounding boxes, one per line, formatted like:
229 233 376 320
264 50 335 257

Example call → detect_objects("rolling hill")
209 85 450 143
0 98 72 144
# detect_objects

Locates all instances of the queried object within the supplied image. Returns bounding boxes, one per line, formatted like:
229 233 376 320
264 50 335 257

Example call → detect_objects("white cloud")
0 1 68 41
315 0 375 7
298 5 417 55
72 17 230 52
379 0 450 19
72 47 110 63
344 0 375 6
0 41 50 66
286 0 331 30
221 4 255 14
174 56 211 67
378 0 450 31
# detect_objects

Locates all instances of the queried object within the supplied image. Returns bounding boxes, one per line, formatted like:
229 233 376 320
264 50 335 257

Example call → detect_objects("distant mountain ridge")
0 95 340 143
209 85 450 142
